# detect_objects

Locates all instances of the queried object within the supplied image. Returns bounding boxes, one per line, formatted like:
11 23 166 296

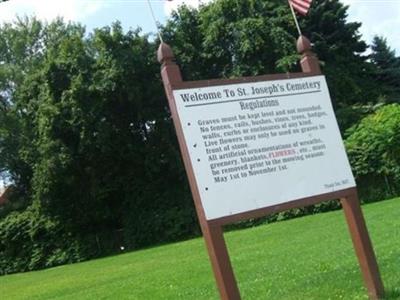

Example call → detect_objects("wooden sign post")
158 36 384 300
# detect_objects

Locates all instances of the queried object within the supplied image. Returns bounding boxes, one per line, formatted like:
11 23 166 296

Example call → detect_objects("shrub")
0 204 86 275
335 102 385 133
345 104 400 202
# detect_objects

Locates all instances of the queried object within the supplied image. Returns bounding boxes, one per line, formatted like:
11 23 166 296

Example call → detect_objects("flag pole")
146 0 164 43
289 2 303 36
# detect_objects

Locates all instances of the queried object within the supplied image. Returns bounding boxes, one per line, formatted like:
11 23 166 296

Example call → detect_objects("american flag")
289 0 313 16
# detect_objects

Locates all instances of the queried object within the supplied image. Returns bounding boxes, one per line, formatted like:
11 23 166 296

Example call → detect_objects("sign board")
173 75 355 220
158 38 384 300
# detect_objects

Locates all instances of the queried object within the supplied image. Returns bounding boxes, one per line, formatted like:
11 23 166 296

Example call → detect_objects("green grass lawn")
1 198 399 300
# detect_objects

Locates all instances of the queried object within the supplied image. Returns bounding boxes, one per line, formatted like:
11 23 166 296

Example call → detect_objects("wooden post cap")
296 35 312 54
157 42 182 84
157 42 175 64
296 35 321 73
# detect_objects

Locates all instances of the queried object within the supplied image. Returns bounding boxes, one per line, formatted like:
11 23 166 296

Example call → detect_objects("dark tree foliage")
0 17 45 202
370 36 400 102
162 0 299 80
163 0 378 109
0 18 197 274
301 0 381 107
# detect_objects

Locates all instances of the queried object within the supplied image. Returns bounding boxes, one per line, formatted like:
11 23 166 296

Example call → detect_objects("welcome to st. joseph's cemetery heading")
178 78 321 111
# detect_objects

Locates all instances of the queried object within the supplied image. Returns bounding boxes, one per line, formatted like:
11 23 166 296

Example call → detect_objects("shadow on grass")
384 288 400 300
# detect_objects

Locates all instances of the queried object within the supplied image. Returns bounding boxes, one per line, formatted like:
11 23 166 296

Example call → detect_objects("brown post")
297 34 385 300
158 43 241 300
203 224 241 300
158 43 183 88
341 194 385 300
297 35 321 74
296 35 384 299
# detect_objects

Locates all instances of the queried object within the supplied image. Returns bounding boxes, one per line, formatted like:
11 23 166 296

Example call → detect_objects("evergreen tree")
370 36 400 102
302 0 380 106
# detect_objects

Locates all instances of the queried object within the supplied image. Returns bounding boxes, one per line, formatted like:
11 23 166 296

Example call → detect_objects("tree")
301 0 381 107
163 0 299 80
0 17 46 203
163 0 378 110
370 36 400 102
0 18 197 274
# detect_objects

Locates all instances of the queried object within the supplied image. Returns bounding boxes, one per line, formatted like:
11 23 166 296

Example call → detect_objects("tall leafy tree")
0 17 46 201
0 18 197 274
163 0 298 80
163 0 379 108
28 21 195 244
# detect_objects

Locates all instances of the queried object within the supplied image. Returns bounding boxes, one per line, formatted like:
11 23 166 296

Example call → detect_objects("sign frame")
157 36 384 300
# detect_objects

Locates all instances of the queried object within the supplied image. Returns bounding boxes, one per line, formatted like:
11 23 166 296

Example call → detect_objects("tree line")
0 0 399 274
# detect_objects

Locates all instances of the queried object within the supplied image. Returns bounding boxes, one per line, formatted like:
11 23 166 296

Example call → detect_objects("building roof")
0 186 9 206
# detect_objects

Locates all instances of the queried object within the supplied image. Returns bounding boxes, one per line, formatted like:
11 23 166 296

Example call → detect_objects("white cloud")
338 0 400 53
164 0 213 15
0 0 106 24
1 0 398 53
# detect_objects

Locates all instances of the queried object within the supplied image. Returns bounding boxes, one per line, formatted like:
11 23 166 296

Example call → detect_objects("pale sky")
0 0 399 53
